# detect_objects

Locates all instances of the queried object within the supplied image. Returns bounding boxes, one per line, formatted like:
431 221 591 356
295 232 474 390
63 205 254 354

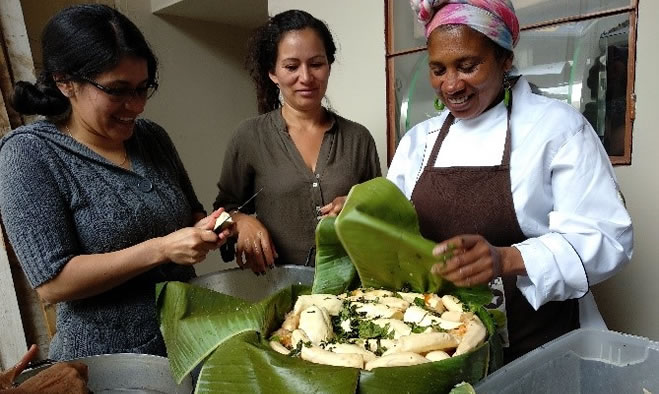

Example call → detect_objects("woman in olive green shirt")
213 10 380 274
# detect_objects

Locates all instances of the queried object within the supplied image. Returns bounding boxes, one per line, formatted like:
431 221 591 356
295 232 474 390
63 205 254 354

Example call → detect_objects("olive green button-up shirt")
214 109 381 266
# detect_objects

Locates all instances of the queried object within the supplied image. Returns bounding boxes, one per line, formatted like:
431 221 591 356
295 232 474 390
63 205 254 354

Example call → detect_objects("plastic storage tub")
475 328 659 393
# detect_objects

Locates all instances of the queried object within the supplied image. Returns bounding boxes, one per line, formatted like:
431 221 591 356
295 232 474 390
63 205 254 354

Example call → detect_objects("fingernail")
433 245 446 256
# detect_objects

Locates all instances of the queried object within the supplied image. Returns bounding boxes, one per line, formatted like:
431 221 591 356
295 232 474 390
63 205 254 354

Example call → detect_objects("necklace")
64 124 129 168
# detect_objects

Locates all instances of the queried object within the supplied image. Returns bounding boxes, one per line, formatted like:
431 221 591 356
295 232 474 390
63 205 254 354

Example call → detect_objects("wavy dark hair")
245 9 336 114
11 4 158 117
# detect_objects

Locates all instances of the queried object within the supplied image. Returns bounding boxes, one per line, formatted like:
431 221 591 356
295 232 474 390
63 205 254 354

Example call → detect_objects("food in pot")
269 288 487 370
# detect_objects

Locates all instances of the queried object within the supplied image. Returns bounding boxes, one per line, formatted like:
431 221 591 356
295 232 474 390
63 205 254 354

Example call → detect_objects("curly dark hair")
245 9 337 114
11 4 158 117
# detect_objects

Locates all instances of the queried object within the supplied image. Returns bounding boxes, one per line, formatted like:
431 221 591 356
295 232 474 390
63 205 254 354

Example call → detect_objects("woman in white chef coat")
389 0 633 363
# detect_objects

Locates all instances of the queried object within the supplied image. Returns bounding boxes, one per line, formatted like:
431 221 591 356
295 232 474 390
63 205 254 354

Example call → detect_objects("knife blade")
213 187 264 234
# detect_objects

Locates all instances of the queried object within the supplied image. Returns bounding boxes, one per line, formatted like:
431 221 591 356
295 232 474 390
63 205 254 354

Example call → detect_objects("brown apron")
410 98 579 363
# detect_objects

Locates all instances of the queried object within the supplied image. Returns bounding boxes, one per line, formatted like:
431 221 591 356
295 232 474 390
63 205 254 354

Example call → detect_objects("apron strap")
425 113 455 169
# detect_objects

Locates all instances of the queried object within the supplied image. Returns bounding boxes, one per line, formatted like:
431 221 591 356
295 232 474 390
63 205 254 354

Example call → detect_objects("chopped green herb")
358 321 394 340
288 341 304 357
413 298 426 308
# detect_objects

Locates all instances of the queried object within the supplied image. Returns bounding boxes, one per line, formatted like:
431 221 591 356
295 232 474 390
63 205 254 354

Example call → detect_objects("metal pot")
189 265 314 301
16 353 192 394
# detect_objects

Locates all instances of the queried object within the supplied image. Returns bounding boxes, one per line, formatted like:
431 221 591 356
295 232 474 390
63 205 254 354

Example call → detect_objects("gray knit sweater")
0 119 202 360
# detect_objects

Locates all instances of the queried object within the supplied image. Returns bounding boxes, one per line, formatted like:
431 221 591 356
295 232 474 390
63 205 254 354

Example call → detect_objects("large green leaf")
195 331 360 394
156 281 307 382
312 216 359 295
334 177 445 293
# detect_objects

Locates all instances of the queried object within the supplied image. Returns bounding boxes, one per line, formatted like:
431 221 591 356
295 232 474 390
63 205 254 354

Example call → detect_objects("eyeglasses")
74 75 159 102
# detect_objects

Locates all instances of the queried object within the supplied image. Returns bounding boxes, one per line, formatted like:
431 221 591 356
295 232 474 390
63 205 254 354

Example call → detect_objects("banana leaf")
311 216 358 294
156 281 309 383
333 177 444 293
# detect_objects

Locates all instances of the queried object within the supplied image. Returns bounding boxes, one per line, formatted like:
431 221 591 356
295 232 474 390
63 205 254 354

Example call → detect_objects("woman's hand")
194 208 233 243
320 196 347 217
0 345 88 394
429 235 525 287
0 344 38 390
232 213 277 275
158 208 230 265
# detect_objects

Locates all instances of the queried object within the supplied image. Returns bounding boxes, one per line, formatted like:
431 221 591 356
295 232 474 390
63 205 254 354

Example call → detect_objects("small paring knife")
213 187 264 234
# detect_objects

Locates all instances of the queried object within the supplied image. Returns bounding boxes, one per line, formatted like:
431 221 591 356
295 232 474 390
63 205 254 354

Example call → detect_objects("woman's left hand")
320 196 347 217
430 234 523 287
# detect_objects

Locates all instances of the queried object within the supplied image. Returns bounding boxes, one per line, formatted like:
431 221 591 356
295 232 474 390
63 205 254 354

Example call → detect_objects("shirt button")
137 180 153 192
312 182 318 188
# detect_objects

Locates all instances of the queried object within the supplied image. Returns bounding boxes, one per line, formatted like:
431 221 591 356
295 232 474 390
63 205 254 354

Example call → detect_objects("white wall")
268 0 388 174
592 0 659 341
116 1 259 274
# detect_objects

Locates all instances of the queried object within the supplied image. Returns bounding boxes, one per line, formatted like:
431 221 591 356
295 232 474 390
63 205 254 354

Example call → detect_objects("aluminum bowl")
189 265 314 301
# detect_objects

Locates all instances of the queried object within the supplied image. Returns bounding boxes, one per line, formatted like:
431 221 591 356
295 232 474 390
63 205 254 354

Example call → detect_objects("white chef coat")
387 76 633 326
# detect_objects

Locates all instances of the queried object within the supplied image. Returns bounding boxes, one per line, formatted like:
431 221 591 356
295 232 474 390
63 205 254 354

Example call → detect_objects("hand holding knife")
213 187 264 234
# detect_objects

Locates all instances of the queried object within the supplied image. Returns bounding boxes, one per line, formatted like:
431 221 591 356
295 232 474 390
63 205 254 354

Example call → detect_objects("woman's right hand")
0 344 88 394
232 213 277 275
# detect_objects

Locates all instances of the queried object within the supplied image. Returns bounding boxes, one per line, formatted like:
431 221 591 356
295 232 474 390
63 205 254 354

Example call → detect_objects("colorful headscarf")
410 0 519 50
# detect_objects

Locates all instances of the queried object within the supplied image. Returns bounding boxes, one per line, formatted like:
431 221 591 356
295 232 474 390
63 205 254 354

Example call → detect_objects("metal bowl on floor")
16 353 192 393
189 265 314 301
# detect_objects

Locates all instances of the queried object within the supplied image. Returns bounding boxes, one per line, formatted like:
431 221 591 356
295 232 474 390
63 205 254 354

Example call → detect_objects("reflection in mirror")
515 13 629 156
513 0 631 27
392 13 630 158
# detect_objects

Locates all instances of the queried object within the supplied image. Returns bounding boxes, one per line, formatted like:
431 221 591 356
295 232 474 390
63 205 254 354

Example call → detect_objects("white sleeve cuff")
513 233 589 310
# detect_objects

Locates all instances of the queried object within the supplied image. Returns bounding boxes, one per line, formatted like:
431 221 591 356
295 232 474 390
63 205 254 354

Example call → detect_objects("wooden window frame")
385 0 639 166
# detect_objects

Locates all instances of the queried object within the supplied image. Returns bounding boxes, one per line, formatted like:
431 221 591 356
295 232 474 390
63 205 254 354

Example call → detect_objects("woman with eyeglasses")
212 10 381 273
0 4 231 360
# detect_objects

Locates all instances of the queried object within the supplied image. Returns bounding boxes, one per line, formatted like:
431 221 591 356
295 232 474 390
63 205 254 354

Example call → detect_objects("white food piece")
454 316 487 356
372 318 412 339
293 294 343 316
441 295 464 313
403 305 429 325
340 319 352 333
269 341 290 355
352 302 403 320
385 332 458 355
397 292 425 304
363 339 397 353
213 211 234 232
291 329 310 349
441 310 463 322
301 345 364 369
363 289 394 298
377 296 410 311
298 306 333 344
365 352 430 371
402 306 459 329
325 343 377 362
425 294 445 314
281 311 300 331
347 295 409 311
425 350 451 362
423 316 463 331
